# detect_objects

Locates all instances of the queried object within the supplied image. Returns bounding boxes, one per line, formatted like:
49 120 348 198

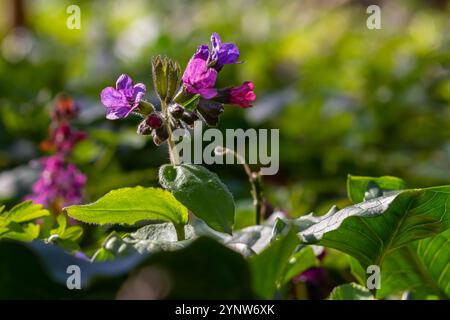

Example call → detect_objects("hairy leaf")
65 187 188 227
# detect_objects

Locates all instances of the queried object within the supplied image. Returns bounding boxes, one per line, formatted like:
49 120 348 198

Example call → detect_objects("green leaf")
123 223 195 254
296 186 450 268
378 229 450 299
328 283 374 300
282 246 318 284
0 223 41 242
65 187 189 227
3 201 49 223
347 175 406 203
0 237 253 299
249 228 299 299
159 164 235 234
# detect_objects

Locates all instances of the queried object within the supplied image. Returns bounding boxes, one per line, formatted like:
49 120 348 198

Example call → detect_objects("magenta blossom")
228 81 256 108
182 58 218 99
26 155 86 208
51 123 87 154
100 74 146 120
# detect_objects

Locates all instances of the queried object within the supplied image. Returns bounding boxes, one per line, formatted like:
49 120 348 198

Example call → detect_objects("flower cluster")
26 95 87 210
100 32 256 146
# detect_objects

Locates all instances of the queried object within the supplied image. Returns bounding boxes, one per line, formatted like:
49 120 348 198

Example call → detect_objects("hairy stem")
215 147 264 225
161 100 180 165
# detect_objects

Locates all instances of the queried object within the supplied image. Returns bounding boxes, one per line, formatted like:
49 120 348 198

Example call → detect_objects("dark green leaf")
159 164 235 234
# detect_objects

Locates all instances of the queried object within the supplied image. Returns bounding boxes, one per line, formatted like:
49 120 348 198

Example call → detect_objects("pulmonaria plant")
26 95 87 212
100 32 256 162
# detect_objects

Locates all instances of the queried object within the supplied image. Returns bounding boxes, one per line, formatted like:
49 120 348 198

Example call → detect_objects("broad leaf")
65 187 188 227
282 246 318 284
378 229 450 299
296 186 450 268
0 237 253 299
328 283 374 300
249 228 299 299
347 175 406 203
159 164 235 234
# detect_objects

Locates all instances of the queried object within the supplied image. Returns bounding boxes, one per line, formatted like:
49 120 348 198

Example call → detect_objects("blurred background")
0 0 449 222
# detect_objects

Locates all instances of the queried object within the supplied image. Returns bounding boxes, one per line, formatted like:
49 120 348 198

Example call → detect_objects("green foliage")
0 201 49 241
249 228 299 299
65 187 189 228
159 164 235 234
296 186 450 269
378 229 450 299
328 283 374 300
0 237 253 299
347 175 406 203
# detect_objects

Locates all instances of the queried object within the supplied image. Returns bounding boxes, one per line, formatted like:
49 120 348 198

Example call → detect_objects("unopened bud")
137 119 152 135
196 99 224 127
181 110 199 126
152 126 169 146
168 103 184 119
146 113 163 129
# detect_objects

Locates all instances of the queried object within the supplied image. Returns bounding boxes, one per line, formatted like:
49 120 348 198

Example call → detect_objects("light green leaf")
3 201 49 223
65 187 189 227
0 223 41 242
328 283 374 300
159 164 235 234
347 175 406 203
296 186 450 268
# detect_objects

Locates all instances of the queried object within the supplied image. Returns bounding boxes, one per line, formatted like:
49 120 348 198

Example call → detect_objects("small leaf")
3 201 49 223
65 187 188 227
0 223 40 242
159 164 235 234
347 175 406 203
328 283 374 300
282 246 318 284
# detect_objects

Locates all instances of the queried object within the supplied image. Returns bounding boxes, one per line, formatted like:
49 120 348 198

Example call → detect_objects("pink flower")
182 58 218 99
228 82 256 108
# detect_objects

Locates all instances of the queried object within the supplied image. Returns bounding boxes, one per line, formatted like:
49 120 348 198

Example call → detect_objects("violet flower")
228 81 256 108
26 155 86 208
100 74 146 120
194 33 240 70
210 32 240 69
182 58 218 99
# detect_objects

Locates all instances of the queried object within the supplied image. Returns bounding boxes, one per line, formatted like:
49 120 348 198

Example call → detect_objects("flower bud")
167 103 184 119
151 55 181 102
181 110 199 126
152 126 169 146
196 99 224 127
146 112 163 129
137 119 152 135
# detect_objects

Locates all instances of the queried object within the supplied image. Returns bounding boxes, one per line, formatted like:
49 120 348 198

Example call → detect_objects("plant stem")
215 147 264 225
161 100 180 165
175 224 185 241
250 172 263 225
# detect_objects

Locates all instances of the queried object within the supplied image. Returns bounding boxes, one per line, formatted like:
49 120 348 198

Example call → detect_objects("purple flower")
100 74 146 120
182 58 218 99
26 155 86 208
194 33 240 71
210 32 239 69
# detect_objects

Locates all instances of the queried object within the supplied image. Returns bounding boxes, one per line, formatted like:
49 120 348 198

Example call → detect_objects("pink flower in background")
26 155 86 208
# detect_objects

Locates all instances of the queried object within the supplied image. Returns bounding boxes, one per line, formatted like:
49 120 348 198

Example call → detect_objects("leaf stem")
174 224 185 241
